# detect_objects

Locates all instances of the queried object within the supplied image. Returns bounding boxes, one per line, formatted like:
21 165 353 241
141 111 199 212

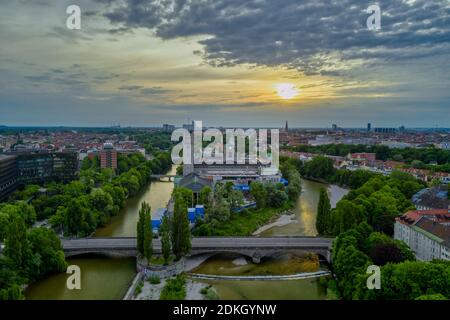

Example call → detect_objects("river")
26 173 348 300
190 179 349 300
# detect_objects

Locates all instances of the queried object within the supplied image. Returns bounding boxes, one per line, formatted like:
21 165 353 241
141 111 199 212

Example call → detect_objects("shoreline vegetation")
285 155 449 300
197 202 295 237
0 132 174 300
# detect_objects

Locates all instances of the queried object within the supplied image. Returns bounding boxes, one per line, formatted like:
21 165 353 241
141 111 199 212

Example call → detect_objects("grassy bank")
206 202 294 236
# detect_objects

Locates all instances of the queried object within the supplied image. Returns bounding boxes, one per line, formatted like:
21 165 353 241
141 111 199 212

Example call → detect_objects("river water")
191 179 348 300
26 172 348 300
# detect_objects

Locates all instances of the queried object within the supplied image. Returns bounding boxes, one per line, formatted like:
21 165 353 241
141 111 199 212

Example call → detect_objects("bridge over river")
62 236 334 263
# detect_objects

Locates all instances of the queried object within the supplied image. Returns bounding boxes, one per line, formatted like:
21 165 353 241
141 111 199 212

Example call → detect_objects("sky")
0 0 449 128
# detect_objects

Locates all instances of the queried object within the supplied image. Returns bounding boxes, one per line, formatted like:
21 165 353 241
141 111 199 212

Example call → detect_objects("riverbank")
252 214 295 235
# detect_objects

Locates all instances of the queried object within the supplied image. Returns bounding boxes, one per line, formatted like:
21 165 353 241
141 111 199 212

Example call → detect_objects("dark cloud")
140 87 173 95
118 85 144 90
99 0 450 75
24 75 52 82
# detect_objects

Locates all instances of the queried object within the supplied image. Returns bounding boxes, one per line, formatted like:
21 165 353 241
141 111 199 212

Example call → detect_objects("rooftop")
412 185 450 209
396 209 450 226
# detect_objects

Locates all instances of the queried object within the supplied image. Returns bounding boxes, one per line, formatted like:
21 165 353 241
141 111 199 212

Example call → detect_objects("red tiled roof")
396 209 450 225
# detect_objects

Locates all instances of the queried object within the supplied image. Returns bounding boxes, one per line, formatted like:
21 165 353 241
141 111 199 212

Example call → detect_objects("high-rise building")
163 124 175 133
0 154 18 201
367 123 371 131
100 143 118 170
4 151 78 186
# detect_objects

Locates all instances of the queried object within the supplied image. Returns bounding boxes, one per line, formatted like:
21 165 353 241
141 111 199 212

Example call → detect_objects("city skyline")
1 0 449 127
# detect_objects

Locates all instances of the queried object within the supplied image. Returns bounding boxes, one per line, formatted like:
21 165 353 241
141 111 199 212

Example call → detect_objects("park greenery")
1 132 173 300
159 275 186 300
328 222 450 300
192 160 301 236
0 215 66 299
299 154 449 299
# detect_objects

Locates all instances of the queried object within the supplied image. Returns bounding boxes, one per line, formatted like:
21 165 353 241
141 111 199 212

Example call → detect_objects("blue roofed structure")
151 208 167 230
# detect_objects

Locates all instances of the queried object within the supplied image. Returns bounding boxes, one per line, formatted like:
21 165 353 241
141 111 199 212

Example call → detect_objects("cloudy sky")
0 0 449 127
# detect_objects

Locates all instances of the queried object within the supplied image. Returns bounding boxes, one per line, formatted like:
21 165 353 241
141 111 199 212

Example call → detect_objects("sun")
275 83 299 100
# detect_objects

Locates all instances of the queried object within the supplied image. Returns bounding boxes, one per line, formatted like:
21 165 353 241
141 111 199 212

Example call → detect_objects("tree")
171 195 191 260
26 228 67 280
0 257 24 300
285 169 302 201
370 243 405 266
199 186 213 216
64 198 89 237
174 187 193 208
333 244 372 300
357 260 450 300
331 200 365 235
143 205 153 262
265 183 288 208
137 202 150 255
160 216 171 264
411 160 425 169
302 156 336 180
250 181 267 208
0 212 9 241
316 188 331 235
4 214 30 271
229 189 244 210
208 199 231 222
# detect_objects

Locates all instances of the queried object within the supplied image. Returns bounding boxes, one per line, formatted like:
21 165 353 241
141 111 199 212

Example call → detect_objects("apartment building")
394 209 450 261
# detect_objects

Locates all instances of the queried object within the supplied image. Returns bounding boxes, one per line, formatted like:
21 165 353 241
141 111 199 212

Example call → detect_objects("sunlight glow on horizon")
275 83 299 100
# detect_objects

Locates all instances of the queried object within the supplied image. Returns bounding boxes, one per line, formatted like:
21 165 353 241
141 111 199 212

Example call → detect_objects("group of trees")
131 132 173 155
279 156 302 201
316 171 422 237
0 205 66 299
191 157 302 236
330 222 449 300
137 189 192 264
304 154 449 299
297 155 379 189
14 152 171 238
290 143 450 167
193 178 296 236
1 132 175 300
137 202 153 262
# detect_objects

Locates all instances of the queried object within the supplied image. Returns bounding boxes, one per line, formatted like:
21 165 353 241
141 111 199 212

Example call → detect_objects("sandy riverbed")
252 214 297 235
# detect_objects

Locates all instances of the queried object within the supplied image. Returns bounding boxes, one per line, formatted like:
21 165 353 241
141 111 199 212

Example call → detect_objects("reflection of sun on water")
275 83 299 100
